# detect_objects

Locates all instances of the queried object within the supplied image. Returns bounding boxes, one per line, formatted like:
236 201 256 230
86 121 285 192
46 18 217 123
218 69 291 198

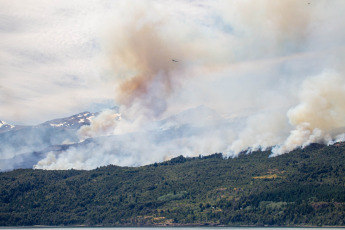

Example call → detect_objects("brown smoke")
218 0 313 58
266 0 310 46
107 2 228 119
109 12 186 118
77 2 226 140
33 0 345 170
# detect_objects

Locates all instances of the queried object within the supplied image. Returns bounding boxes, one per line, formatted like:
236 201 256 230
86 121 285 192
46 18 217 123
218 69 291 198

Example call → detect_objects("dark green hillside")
1 143 345 226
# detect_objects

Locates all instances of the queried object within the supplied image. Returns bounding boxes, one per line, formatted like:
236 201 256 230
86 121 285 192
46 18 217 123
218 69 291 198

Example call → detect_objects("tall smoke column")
79 6 188 139
107 1 225 122
32 0 345 170
111 19 183 118
272 71 345 156
79 2 225 139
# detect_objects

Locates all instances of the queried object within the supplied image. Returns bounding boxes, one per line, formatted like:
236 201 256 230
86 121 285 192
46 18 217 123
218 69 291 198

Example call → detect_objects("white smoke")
29 0 345 170
272 71 345 156
78 109 120 140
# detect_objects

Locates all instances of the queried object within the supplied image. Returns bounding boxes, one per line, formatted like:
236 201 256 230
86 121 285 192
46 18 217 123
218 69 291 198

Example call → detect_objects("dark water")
1 228 345 230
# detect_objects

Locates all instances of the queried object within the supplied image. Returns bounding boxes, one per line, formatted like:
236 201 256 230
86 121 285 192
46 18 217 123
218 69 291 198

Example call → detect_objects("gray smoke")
29 0 345 170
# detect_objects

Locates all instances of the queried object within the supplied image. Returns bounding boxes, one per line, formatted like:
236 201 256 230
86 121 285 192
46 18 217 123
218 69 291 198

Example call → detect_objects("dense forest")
1 142 345 226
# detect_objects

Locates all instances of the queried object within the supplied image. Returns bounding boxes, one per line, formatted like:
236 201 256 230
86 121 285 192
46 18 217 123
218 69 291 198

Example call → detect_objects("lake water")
1 228 345 230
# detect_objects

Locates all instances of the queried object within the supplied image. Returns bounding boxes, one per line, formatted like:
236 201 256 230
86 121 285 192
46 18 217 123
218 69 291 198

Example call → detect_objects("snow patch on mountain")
41 112 97 129
0 120 15 133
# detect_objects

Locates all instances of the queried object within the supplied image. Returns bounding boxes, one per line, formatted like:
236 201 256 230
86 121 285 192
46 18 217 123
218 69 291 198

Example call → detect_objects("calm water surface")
1 228 345 230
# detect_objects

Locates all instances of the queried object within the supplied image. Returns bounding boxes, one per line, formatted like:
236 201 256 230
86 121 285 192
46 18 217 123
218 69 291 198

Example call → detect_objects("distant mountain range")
39 111 97 129
0 106 243 171
0 112 97 133
0 120 19 133
0 111 97 171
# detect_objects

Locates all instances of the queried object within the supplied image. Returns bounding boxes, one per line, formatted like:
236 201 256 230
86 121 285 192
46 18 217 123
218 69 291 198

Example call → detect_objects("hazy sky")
1 0 344 125
0 0 214 125
2 0 345 167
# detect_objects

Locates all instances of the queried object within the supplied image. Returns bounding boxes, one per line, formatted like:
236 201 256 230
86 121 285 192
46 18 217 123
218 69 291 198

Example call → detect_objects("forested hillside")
1 143 345 226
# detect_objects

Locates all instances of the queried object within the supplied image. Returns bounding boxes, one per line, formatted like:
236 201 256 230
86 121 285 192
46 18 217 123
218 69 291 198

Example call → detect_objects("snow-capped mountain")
0 111 99 171
0 111 97 136
39 111 97 129
0 106 239 171
0 120 16 133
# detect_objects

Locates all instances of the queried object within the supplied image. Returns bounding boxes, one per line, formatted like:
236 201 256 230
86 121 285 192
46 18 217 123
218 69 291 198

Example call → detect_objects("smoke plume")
78 109 120 140
272 71 345 156
109 2 229 119
30 0 345 170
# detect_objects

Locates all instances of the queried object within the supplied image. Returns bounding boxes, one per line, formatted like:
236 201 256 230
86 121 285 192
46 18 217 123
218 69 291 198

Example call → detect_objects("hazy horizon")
2 0 345 170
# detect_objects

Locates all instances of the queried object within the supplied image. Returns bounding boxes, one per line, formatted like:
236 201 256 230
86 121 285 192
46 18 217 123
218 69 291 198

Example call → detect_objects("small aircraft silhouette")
172 59 178 62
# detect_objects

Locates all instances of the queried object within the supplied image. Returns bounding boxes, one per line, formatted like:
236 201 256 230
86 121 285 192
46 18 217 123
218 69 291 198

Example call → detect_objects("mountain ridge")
0 106 234 171
0 111 96 171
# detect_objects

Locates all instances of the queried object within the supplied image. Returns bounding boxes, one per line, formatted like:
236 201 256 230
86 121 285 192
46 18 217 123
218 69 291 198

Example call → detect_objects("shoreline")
2 225 345 228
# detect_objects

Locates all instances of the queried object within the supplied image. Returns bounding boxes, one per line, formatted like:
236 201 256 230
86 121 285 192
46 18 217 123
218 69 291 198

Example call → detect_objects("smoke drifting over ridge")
272 71 345 156
32 0 345 170
79 1 229 138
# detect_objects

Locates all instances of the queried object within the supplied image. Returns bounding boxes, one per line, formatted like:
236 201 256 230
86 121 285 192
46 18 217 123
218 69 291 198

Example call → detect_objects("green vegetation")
1 143 345 226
